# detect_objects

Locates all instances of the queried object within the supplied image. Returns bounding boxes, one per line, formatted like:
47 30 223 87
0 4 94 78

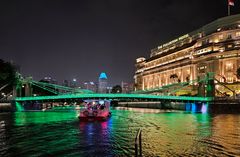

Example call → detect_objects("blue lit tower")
98 72 108 93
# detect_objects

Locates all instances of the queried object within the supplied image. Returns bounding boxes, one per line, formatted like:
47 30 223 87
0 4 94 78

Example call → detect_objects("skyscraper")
98 72 108 93
83 81 97 93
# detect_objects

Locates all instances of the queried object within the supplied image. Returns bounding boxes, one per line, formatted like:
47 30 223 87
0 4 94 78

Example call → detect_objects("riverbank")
114 99 240 113
0 103 13 112
209 99 240 113
115 101 192 110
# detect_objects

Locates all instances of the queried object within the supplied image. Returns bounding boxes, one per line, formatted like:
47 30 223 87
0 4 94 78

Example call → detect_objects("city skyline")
1 0 240 85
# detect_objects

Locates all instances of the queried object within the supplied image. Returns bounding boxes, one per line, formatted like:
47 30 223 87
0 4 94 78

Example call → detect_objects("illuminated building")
98 72 108 93
121 82 134 93
70 78 77 88
134 14 240 96
62 80 69 87
41 76 57 84
83 81 97 92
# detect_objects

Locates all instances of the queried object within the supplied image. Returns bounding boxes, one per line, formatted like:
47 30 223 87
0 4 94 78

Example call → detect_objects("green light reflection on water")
15 102 24 112
12 108 214 156
14 111 79 126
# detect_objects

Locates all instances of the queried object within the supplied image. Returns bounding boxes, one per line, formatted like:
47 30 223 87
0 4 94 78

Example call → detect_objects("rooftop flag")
228 0 234 16
228 0 234 6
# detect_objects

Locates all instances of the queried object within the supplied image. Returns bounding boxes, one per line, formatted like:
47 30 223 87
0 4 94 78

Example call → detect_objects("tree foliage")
0 59 17 86
111 85 122 93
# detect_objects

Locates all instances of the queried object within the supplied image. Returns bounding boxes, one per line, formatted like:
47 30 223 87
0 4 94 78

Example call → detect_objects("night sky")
1 0 240 86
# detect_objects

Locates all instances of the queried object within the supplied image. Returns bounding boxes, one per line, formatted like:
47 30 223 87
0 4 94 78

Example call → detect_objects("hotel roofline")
149 14 240 60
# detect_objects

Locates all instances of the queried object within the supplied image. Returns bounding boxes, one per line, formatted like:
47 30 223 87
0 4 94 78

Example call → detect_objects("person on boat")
93 102 99 110
100 104 105 110
87 103 91 110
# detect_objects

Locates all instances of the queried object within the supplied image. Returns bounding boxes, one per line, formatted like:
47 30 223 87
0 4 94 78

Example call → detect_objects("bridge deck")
15 93 213 102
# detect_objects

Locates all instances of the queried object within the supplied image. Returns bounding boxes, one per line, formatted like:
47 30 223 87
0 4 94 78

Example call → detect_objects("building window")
227 34 232 39
236 32 240 37
219 34 224 40
226 62 233 71
227 76 233 83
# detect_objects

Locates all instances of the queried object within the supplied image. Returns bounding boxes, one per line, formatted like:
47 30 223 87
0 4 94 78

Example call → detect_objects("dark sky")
1 0 240 85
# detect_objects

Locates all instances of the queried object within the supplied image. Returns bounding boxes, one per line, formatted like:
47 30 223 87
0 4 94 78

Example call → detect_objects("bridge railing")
133 77 205 95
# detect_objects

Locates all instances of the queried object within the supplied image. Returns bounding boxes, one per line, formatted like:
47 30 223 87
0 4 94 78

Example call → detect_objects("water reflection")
0 108 239 156
0 118 7 156
14 111 79 125
78 120 113 156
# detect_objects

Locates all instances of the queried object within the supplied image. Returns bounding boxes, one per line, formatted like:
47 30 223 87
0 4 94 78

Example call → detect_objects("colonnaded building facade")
134 14 240 96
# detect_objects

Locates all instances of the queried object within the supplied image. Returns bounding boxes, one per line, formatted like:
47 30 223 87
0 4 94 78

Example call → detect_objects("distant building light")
44 76 51 80
73 78 77 82
136 57 146 63
90 82 94 85
99 72 107 79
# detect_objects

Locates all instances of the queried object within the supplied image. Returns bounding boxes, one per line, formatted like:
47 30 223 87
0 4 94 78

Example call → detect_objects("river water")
0 107 240 157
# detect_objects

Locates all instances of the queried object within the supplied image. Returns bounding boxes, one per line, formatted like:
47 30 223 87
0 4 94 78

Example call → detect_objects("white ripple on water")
0 121 5 127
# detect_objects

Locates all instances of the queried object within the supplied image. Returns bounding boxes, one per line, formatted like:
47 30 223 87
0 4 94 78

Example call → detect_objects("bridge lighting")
14 93 213 102
99 100 104 105
191 103 197 112
201 103 208 113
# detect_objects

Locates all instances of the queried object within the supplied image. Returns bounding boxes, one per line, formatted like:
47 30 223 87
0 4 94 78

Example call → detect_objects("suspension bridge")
1 72 238 112
10 73 216 102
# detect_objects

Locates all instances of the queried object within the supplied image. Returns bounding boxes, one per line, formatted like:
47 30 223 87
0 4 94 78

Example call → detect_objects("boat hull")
78 113 111 121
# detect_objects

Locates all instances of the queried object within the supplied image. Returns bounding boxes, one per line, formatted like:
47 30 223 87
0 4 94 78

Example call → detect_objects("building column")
166 73 169 85
159 74 161 87
142 77 145 90
181 68 184 82
198 76 205 97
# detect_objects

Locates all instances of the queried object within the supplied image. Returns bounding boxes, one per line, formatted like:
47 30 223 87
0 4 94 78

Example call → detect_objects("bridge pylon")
197 72 215 97
206 72 215 97
13 76 33 97
197 76 205 97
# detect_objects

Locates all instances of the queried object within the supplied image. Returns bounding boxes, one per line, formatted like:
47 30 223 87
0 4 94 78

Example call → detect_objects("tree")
237 67 240 79
111 85 122 93
0 59 17 98
0 59 17 86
